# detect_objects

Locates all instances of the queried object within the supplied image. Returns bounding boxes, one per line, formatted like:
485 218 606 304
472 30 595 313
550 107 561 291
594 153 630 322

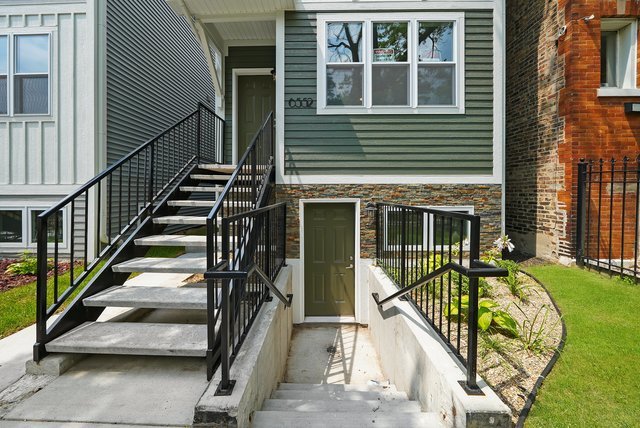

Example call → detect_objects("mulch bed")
0 258 73 293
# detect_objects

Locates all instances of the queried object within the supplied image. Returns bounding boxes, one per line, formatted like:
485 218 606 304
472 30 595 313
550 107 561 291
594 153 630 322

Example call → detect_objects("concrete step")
252 411 443 428
112 255 206 274
277 383 398 393
45 322 207 357
191 174 232 181
83 286 209 310
134 234 208 247
153 216 208 225
180 186 224 193
261 399 421 413
271 390 408 402
167 200 216 207
198 164 236 173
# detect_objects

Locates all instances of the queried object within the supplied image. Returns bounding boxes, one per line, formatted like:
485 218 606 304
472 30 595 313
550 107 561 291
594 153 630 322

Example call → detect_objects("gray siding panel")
223 46 276 163
106 0 215 165
284 11 494 176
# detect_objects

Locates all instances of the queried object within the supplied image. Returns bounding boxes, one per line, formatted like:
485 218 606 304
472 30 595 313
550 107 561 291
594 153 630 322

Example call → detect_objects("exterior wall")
506 0 640 259
106 0 215 165
276 184 502 259
223 45 276 163
283 11 495 176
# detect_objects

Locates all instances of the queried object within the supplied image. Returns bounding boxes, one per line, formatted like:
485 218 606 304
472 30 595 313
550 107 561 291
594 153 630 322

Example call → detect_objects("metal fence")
576 157 640 280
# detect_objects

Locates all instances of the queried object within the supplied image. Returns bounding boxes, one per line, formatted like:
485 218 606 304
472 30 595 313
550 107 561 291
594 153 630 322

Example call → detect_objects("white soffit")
209 21 276 41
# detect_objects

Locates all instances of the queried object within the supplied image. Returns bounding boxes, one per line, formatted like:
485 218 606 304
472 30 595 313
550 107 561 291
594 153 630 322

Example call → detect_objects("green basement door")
237 74 275 159
304 203 356 317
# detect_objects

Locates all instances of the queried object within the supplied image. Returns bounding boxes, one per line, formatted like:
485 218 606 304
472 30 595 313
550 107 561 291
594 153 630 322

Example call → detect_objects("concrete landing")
285 325 385 385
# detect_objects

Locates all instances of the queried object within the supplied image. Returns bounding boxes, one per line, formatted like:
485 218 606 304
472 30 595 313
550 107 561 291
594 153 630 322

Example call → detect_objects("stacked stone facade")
506 0 640 259
275 184 503 260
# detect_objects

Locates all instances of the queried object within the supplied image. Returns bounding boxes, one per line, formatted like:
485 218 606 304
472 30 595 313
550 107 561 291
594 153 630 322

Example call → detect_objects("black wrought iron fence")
576 157 640 280
34 103 223 360
374 203 506 393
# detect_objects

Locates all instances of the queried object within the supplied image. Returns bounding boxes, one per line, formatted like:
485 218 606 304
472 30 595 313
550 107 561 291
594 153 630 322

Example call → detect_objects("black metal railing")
205 202 288 392
34 103 223 360
576 157 640 280
374 203 506 393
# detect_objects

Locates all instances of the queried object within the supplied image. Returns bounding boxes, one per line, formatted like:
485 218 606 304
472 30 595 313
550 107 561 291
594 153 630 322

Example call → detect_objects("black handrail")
34 103 224 361
375 202 502 394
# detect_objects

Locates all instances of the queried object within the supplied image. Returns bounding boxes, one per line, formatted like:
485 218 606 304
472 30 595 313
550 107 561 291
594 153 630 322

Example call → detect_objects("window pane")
0 77 6 115
601 31 617 87
433 215 468 246
418 64 455 106
0 210 23 243
0 36 7 74
418 22 454 62
326 65 364 106
31 210 63 243
15 75 48 114
372 65 409 106
327 22 363 63
15 35 49 73
373 22 408 62
387 211 423 246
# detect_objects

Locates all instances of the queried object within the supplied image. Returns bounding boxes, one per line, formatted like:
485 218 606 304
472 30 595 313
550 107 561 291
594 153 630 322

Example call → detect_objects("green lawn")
524 265 640 428
0 246 185 339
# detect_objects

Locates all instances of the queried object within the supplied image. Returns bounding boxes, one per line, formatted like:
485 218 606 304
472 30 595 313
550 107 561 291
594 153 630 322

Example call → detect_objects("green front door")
304 203 356 317
237 74 275 159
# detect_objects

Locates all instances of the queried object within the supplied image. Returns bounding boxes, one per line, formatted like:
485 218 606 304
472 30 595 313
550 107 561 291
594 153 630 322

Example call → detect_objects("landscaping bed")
0 257 74 293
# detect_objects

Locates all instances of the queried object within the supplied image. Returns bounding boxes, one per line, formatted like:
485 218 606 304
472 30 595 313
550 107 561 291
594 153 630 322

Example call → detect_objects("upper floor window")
599 19 638 96
317 13 465 115
0 33 50 116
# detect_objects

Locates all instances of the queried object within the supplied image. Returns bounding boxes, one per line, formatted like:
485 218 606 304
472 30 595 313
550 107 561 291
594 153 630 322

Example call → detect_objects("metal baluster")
621 157 628 277
608 158 615 274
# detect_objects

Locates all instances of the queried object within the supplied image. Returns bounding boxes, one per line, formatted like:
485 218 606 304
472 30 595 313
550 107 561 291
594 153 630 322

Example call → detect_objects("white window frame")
0 207 27 247
317 12 465 115
27 207 67 249
0 35 7 116
0 31 52 117
598 19 640 97
0 205 67 249
426 205 474 251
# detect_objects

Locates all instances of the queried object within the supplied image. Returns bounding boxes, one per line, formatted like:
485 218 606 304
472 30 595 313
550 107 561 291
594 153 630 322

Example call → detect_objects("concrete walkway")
0 268 210 427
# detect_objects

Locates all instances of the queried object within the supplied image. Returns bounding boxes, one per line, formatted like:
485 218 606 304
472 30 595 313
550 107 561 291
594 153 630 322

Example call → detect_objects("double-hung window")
318 13 465 114
598 19 639 96
0 33 50 116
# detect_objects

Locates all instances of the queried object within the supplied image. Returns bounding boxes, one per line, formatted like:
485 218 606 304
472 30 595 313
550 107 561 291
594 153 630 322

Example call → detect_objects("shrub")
445 296 519 337
515 303 562 355
5 251 52 276
495 259 534 302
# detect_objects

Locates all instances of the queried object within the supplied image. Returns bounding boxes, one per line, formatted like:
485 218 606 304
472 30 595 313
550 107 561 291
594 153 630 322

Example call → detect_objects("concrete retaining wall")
194 266 293 427
367 266 511 428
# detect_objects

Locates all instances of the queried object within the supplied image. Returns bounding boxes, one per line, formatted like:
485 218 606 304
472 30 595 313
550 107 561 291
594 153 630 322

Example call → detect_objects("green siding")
284 11 494 175
224 46 276 163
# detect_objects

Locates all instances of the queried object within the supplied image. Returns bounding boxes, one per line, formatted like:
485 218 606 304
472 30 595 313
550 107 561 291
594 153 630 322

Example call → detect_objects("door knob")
346 264 354 269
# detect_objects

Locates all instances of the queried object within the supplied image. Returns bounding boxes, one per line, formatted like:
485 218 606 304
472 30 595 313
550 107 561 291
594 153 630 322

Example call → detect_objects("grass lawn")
0 246 185 339
524 265 640 428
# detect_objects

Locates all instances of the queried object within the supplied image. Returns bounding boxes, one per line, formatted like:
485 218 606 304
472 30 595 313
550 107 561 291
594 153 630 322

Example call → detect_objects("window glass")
30 210 63 244
327 65 364 106
418 22 454 62
15 35 49 74
0 36 6 115
327 22 363 62
387 211 423 246
0 210 23 243
433 212 469 247
601 31 617 87
0 36 7 74
14 75 48 114
372 65 410 106
372 22 408 62
418 64 455 106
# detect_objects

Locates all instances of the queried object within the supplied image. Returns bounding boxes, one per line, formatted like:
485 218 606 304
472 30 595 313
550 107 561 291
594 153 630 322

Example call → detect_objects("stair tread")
180 186 225 192
271 390 408 401
191 174 232 181
153 216 208 225
134 235 208 247
167 200 216 207
252 410 443 428
198 164 236 173
278 383 397 393
45 322 207 357
83 285 213 310
112 255 206 274
261 398 421 413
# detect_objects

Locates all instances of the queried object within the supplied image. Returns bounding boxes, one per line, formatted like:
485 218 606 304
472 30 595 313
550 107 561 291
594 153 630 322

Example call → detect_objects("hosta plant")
445 296 519 338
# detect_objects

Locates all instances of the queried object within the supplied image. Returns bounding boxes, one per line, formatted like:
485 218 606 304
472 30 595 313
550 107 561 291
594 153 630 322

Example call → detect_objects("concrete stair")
167 200 217 207
111 255 207 274
198 164 236 173
191 174 233 181
83 285 211 310
180 185 225 193
254 383 442 428
153 215 208 226
134 234 208 248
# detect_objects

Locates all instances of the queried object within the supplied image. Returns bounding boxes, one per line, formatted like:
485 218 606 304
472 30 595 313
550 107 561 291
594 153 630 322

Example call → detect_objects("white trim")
597 88 640 97
295 1 498 12
494 0 506 233
299 199 361 323
0 207 26 247
231 67 273 165
0 204 68 249
600 18 638 92
225 39 276 48
276 11 286 191
279 174 501 185
316 12 465 115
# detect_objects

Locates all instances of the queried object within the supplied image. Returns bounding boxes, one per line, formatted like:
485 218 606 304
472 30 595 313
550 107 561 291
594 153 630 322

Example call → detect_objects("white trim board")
297 198 362 324
231 68 273 165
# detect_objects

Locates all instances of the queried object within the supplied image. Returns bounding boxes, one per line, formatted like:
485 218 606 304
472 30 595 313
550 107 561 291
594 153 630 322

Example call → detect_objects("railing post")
463 215 482 394
251 145 257 203
375 204 380 263
196 104 202 163
33 215 49 362
216 218 235 395
400 209 407 288
576 160 587 266
148 144 155 207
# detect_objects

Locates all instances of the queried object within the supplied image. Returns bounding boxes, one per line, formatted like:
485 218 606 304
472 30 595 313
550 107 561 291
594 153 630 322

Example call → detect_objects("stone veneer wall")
275 184 503 259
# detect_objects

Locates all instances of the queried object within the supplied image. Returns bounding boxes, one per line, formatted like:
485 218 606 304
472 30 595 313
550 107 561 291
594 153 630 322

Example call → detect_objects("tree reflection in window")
372 22 408 62
326 22 364 105
327 22 363 63
418 22 454 62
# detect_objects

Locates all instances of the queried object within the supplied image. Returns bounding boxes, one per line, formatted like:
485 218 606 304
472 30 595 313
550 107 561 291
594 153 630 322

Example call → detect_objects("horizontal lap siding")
284 11 494 176
106 0 215 165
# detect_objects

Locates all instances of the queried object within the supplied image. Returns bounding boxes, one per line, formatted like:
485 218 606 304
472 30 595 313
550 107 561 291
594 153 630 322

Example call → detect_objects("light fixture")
271 68 276 81
583 14 595 22
365 201 377 219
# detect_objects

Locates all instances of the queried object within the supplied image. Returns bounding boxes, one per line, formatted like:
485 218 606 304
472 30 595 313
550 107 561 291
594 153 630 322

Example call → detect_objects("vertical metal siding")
106 0 215 166
284 11 495 176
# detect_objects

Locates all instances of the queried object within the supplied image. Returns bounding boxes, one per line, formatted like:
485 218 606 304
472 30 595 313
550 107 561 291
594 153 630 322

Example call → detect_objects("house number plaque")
288 97 314 108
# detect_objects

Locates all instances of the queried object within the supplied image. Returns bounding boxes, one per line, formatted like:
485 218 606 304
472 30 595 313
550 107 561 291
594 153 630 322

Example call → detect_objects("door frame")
299 199 361 324
231 68 274 165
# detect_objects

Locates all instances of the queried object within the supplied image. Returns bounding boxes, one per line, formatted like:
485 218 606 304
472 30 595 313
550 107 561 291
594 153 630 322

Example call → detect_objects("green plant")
495 259 535 302
515 303 562 355
445 296 519 337
5 251 51 276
